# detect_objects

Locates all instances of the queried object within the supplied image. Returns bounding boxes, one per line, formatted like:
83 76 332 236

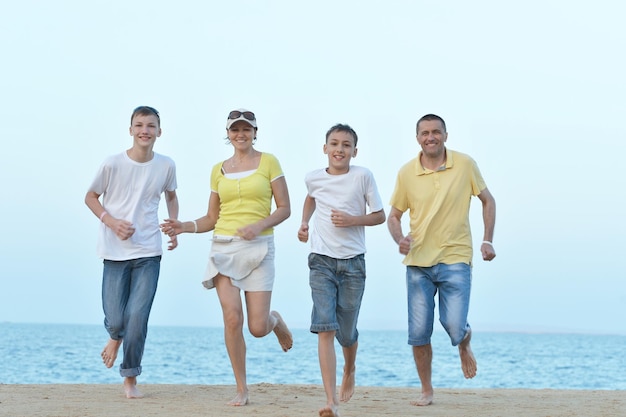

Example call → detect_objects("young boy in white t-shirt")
297 123 385 417
85 106 178 398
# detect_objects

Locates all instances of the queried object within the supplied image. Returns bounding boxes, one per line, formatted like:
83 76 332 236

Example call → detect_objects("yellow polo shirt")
211 152 283 236
389 149 486 267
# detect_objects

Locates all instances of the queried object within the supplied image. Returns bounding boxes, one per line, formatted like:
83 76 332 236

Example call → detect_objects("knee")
223 310 244 332
248 319 270 338
104 318 124 336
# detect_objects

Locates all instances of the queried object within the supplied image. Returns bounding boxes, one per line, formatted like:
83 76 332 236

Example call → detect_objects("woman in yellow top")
161 109 293 406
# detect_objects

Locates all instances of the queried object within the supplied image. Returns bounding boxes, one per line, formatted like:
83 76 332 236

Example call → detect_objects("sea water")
1 323 624 390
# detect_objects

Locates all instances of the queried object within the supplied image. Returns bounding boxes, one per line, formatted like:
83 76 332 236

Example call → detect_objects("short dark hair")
131 106 160 126
325 123 358 146
416 114 446 134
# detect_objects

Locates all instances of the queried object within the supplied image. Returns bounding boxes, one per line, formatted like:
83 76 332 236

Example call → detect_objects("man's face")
417 119 447 159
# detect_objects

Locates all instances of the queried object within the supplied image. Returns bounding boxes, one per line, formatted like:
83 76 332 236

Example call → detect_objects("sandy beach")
1 383 624 417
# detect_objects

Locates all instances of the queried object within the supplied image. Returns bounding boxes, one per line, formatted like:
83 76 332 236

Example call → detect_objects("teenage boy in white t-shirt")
85 106 178 398
297 124 385 417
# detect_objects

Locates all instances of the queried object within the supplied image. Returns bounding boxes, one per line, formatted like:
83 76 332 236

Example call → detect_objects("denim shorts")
308 253 366 347
407 262 472 347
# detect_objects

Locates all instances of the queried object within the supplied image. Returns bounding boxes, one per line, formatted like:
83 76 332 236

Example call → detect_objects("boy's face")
324 130 357 175
129 114 161 149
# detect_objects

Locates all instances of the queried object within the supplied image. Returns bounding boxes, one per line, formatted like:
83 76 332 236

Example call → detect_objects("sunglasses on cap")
228 110 255 121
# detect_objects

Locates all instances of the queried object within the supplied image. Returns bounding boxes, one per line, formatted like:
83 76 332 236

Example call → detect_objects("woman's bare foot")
459 329 477 378
410 391 433 406
227 391 249 406
271 311 293 352
124 377 143 399
319 403 340 417
101 338 122 368
339 366 355 402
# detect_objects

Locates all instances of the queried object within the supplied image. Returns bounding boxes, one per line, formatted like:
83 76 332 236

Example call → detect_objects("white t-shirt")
88 151 177 260
305 165 383 259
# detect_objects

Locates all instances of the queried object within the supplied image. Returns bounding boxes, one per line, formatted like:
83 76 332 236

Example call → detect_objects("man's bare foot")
459 329 477 378
339 366 355 402
410 391 433 406
271 311 293 352
227 391 249 406
319 403 340 417
101 338 122 368
124 377 143 399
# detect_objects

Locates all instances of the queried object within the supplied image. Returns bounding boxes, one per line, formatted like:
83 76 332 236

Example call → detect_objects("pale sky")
1 0 625 335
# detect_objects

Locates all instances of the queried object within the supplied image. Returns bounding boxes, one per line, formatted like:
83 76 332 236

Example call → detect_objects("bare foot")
271 311 293 352
319 403 340 417
339 366 355 402
227 391 249 406
410 392 433 406
124 377 143 399
101 338 122 368
459 329 477 378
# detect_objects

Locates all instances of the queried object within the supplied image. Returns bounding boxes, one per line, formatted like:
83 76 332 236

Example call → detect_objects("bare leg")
215 275 249 406
411 344 434 406
339 341 357 403
271 311 293 352
124 376 143 399
459 328 477 378
244 291 293 352
318 331 340 417
101 338 122 368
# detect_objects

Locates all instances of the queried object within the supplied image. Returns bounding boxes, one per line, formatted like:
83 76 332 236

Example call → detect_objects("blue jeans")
308 253 366 347
406 263 471 347
102 256 161 377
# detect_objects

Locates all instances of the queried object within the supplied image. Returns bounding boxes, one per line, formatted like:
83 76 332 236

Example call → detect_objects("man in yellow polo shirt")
387 114 496 407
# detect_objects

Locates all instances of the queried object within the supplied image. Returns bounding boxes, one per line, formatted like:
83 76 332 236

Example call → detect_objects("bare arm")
297 194 316 243
237 176 291 240
85 190 135 240
164 190 179 250
161 191 219 236
330 208 386 228
387 206 412 255
477 187 496 261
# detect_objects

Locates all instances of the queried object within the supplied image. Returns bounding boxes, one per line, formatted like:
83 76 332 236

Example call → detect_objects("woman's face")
227 120 256 149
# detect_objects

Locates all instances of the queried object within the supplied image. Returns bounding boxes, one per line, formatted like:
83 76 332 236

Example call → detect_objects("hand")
297 223 309 243
236 224 263 240
105 217 135 240
167 235 178 251
481 242 496 261
160 219 182 237
398 235 412 255
330 209 353 227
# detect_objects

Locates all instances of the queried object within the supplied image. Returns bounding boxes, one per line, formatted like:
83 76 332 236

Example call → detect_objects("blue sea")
1 323 625 390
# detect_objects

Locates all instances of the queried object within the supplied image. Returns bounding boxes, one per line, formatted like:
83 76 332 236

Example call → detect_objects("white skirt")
203 235 275 292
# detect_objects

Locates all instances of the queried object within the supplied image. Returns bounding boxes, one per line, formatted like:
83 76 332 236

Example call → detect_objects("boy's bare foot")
319 403 340 417
271 311 293 352
227 391 249 406
410 391 433 406
459 329 477 378
101 338 122 368
339 366 355 402
124 377 143 399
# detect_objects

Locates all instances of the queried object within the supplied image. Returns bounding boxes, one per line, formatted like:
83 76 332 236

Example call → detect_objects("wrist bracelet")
482 240 494 247
99 211 108 222
192 220 198 233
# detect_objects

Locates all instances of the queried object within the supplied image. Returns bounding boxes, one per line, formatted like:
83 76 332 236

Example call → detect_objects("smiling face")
129 113 161 150
226 120 256 150
324 129 357 175
416 118 447 161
